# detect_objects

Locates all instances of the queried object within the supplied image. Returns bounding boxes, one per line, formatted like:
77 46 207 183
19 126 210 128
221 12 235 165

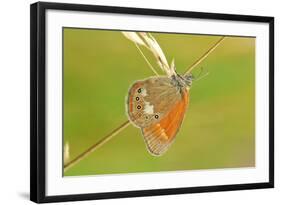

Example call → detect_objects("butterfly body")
127 73 192 155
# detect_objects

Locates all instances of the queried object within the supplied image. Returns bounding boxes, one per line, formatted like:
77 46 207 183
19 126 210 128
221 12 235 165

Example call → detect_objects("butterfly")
123 32 193 156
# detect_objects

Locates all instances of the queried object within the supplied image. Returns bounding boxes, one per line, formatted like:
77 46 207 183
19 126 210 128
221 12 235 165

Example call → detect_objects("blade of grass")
184 36 226 75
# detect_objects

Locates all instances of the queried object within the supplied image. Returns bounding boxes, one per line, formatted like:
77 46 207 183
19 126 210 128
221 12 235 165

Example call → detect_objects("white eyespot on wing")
144 101 154 114
141 88 147 97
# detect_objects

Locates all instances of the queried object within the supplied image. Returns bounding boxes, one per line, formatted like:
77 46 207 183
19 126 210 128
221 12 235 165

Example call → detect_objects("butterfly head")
183 73 193 88
171 73 193 89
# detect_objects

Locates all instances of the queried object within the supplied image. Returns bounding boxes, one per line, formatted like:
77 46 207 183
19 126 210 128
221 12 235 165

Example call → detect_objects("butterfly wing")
127 76 182 128
142 89 189 155
127 76 189 155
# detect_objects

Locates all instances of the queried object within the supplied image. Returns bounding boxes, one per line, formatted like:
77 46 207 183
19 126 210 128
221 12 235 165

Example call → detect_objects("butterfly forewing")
127 76 181 128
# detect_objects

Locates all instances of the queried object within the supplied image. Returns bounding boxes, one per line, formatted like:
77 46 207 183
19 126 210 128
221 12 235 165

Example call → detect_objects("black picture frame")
30 1 274 203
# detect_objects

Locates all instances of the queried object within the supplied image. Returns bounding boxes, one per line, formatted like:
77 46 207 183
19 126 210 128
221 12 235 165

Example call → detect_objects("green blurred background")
63 28 255 176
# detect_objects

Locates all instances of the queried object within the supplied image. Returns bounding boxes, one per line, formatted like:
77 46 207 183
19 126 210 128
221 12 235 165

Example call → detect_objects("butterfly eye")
137 88 142 93
136 97 140 101
137 105 141 109
154 115 159 119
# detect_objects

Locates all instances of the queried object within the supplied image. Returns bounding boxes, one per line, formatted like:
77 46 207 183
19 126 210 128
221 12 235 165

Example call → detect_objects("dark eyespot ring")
137 88 142 93
136 97 140 101
137 105 141 109
155 115 159 119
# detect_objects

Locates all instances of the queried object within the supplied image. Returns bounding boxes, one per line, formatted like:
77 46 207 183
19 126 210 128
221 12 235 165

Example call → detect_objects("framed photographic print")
30 1 274 203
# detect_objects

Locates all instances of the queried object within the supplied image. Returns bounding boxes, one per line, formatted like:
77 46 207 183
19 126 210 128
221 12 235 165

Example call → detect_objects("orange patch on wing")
142 89 189 155
128 82 143 113
128 82 144 123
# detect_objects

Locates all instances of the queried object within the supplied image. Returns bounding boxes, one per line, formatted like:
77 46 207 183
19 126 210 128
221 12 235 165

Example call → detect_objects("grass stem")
64 121 130 172
184 36 226 75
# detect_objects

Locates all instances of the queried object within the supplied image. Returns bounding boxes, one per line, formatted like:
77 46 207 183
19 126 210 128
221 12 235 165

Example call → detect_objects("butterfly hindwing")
141 89 189 155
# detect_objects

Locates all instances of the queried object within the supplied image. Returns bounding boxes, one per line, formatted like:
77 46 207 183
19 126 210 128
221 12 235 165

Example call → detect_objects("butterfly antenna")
134 43 160 76
196 67 204 78
193 67 209 82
